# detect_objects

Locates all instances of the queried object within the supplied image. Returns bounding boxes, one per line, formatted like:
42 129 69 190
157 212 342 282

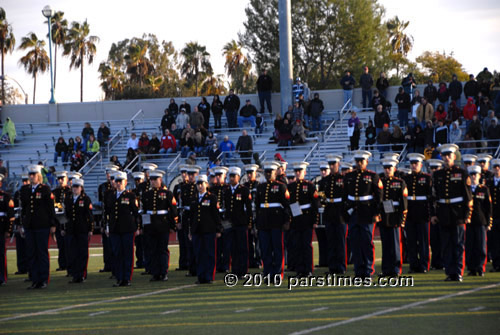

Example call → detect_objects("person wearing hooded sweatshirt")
437 82 450 112
448 101 461 122
1 117 16 145
449 121 462 143
463 97 478 131
449 74 463 108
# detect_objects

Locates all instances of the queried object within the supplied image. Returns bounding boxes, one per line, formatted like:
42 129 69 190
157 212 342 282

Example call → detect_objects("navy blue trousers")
25 228 51 284
294 228 313 274
230 226 248 276
110 232 135 282
349 213 375 277
315 227 328 267
491 219 500 270
192 232 216 283
259 229 284 278
102 232 113 272
406 221 430 272
248 228 261 267
325 221 347 273
177 227 189 269
15 232 29 273
430 223 443 269
285 229 297 270
379 226 402 275
222 228 233 272
0 235 6 283
135 234 145 268
465 225 487 273
141 231 153 272
150 232 170 277
67 233 89 280
440 224 465 276
55 227 67 270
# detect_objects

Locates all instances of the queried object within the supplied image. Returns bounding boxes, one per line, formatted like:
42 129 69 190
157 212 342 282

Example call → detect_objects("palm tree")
98 62 124 100
63 20 99 102
222 40 251 83
180 42 212 96
201 74 226 96
386 16 413 77
47 11 68 89
18 33 49 104
0 7 16 104
145 75 163 93
125 41 152 86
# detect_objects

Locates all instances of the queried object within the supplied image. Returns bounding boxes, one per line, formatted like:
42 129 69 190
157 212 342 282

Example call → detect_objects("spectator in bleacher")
255 113 264 134
483 110 496 133
0 159 7 178
376 72 389 99
97 122 110 146
186 152 197 165
365 120 376 150
211 95 224 129
273 114 283 141
449 74 463 108
205 131 217 153
176 108 189 130
464 74 479 100
413 125 425 154
74 136 86 154
448 101 461 122
292 120 307 145
360 66 374 109
70 149 84 171
433 119 449 146
198 97 211 130
371 89 386 112
208 143 222 165
404 125 414 152
67 137 75 157
376 123 391 152
435 104 447 122
138 132 150 154
110 155 123 170
124 148 138 170
1 117 16 144
81 122 94 146
238 99 257 128
411 89 422 106
219 135 235 165
463 97 477 130
395 86 411 127
461 133 476 154
308 92 324 131
486 118 500 150
179 99 191 114
424 80 438 109
450 121 462 143
180 132 195 158
168 98 179 115
491 78 500 101
257 69 273 115
126 132 139 150
224 89 241 128
170 124 182 147
437 82 450 111
189 106 205 129
478 96 494 119
86 134 100 159
340 70 355 109
423 120 434 148
468 115 483 148
391 125 404 151
278 118 293 147
148 134 161 156
416 97 434 128
348 111 361 150
284 105 293 121
181 123 195 142
477 67 493 97
161 108 172 135
401 72 416 95
54 137 68 165
159 129 176 156
374 104 390 136
236 130 253 164
193 129 205 156
46 166 56 187
291 101 304 124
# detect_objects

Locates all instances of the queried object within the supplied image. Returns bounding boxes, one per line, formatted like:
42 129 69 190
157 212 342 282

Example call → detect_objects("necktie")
199 195 203 203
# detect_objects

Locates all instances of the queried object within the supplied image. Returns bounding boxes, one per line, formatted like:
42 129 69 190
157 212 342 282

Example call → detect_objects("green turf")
2 241 500 335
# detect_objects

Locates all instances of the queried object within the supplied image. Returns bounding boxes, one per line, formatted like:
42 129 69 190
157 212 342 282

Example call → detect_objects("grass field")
2 241 500 335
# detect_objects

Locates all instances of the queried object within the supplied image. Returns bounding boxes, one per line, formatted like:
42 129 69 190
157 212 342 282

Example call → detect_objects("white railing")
129 109 144 131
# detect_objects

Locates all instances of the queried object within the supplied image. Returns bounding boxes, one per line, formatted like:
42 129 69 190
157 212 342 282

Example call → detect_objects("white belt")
348 195 373 201
219 209 225 213
326 198 342 203
182 206 190 210
438 197 463 204
300 204 311 210
146 210 168 215
0 212 6 216
392 201 400 206
408 195 428 201
260 203 283 208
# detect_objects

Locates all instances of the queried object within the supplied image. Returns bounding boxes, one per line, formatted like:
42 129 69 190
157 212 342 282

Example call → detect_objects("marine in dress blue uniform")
431 144 473 282
427 159 444 270
174 164 190 271
181 165 201 276
211 167 230 273
487 159 500 272
13 174 29 275
0 173 15 286
404 153 433 273
131 172 146 270
98 164 119 273
243 164 261 268
53 171 72 274
343 151 383 279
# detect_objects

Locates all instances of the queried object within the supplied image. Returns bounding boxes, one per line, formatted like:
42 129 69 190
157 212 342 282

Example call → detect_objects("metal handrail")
495 145 500 158
107 128 124 154
123 154 140 173
129 109 144 130
78 151 102 176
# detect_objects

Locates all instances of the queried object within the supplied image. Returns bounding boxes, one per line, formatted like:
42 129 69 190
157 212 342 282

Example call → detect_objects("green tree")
98 62 124 100
180 42 212 97
201 74 226 96
18 32 49 104
415 51 469 83
63 20 99 102
386 16 413 78
0 7 16 104
47 11 67 89
125 39 153 86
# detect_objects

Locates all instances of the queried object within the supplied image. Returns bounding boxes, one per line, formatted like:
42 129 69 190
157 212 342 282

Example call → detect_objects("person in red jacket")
159 129 176 156
434 104 447 122
463 97 477 131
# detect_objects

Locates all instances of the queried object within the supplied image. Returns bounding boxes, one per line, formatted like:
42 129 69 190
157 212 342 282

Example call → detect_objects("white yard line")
160 309 182 315
235 308 254 313
310 307 329 312
0 284 196 322
290 282 500 335
468 306 485 312
89 310 110 317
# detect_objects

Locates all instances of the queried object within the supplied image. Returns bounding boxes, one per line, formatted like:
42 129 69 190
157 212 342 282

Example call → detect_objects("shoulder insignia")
135 199 139 207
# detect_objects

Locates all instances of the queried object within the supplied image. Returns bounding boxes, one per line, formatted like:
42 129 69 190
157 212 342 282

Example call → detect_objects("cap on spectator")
381 158 398 168
292 162 309 171
353 150 372 160
54 171 68 178
67 171 82 180
244 164 259 173
181 108 186 112
407 153 424 163
274 153 286 162
228 167 241 176
196 175 208 184
72 178 84 187
141 163 158 172
467 165 482 175
114 171 127 181
214 166 229 175
462 154 478 163
27 164 42 174
263 162 280 171
437 143 459 154
246 99 251 102
325 154 342 163
132 172 145 180
149 170 165 179
428 159 444 168
477 154 493 163
319 162 330 170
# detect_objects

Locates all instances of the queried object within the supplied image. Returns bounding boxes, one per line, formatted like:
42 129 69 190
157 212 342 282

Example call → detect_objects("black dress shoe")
56 268 66 272
69 278 83 284
150 276 161 282
15 271 27 275
0 281 6 286
120 281 131 287
99 269 110 273
37 282 48 289
477 271 484 277
113 281 122 287
27 282 37 290
444 275 453 281
467 270 477 276
161 274 169 281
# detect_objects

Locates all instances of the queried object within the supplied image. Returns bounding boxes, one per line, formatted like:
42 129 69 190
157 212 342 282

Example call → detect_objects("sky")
1 0 499 104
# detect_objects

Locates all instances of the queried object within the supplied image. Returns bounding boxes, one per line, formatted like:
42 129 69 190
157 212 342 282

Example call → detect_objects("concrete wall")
2 85 432 124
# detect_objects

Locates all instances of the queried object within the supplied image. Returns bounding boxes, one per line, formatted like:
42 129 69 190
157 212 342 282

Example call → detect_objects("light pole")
0 75 29 104
42 5 56 104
